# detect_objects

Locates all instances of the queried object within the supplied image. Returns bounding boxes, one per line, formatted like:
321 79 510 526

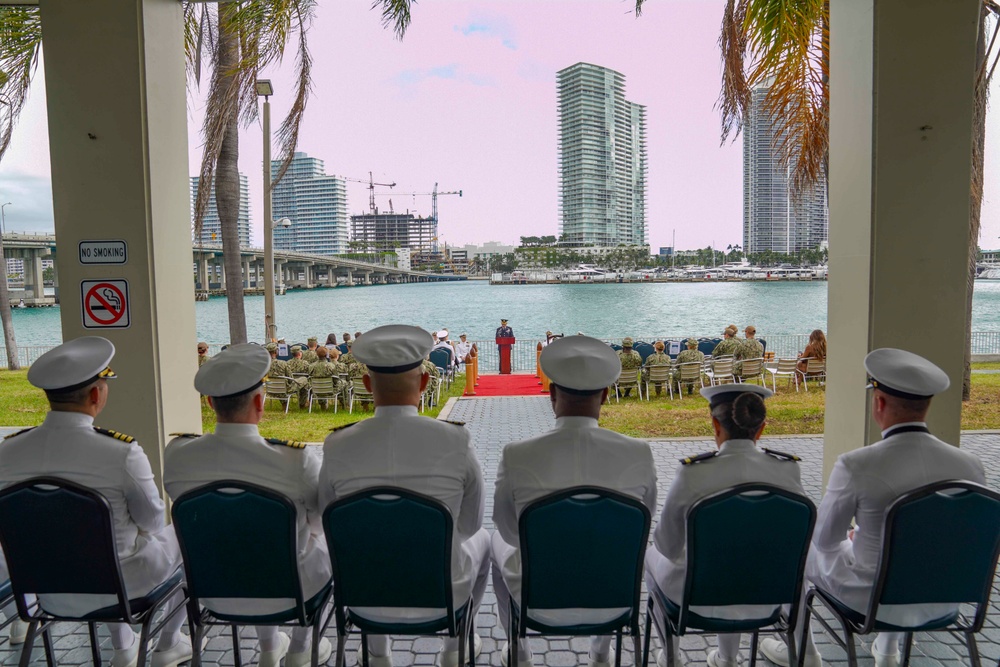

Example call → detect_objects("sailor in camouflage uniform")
339 340 357 370
617 337 643 397
734 325 764 376
286 346 312 409
422 357 442 406
642 341 672 396
301 337 320 364
0 337 192 666
266 343 291 379
307 347 346 410
675 338 706 395
711 325 741 358
164 345 332 667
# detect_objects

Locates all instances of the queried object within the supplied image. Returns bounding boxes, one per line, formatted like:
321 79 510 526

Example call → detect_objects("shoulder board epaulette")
3 427 35 440
762 448 801 462
94 427 135 443
443 420 466 427
329 422 358 433
680 451 718 466
168 432 201 439
265 437 306 449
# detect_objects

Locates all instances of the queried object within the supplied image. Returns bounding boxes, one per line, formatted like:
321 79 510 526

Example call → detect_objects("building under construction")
350 210 439 253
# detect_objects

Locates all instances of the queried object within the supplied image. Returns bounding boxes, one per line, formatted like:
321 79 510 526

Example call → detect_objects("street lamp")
258 79 278 341
1 202 11 235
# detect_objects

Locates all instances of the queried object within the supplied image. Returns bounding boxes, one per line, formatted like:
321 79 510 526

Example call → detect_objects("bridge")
1 232 464 305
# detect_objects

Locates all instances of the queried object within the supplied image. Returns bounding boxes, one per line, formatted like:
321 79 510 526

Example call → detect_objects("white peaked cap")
195 344 270 398
541 335 620 392
353 325 434 374
28 336 117 391
864 348 949 399
700 383 773 407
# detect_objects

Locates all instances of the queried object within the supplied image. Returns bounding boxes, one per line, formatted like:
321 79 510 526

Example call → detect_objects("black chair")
802 480 1000 667
171 481 334 667
0 477 186 667
642 484 816 667
429 348 455 387
513 487 652 667
633 342 655 363
323 487 475 667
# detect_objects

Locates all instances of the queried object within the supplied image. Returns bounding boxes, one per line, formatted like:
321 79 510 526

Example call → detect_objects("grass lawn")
0 366 995 441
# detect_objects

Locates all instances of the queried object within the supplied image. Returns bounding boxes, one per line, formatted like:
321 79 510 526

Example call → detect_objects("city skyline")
271 152 350 256
2 2 1000 252
190 174 252 247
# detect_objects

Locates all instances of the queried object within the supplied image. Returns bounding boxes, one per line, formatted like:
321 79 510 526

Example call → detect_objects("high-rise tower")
742 84 828 255
557 63 647 247
190 173 251 247
271 152 349 256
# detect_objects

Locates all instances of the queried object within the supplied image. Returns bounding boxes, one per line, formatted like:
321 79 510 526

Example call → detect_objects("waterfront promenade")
0 396 997 667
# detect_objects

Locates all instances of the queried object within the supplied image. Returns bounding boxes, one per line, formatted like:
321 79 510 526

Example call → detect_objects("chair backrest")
712 357 734 375
647 365 672 382
172 481 307 622
775 358 798 373
617 367 639 385
698 339 721 357
351 377 372 396
681 484 815 628
739 358 764 375
265 378 289 394
428 348 453 371
805 358 826 374
519 487 651 616
0 477 131 619
866 481 1000 626
323 488 455 620
309 376 336 395
338 343 349 355
678 362 702 381
633 342 655 362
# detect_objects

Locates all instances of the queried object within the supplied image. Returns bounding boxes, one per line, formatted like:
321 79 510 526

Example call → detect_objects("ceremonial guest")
645 384 802 667
301 337 320 364
642 341 672 396
164 345 332 667
492 336 657 667
711 325 740 358
432 330 457 367
734 326 764 375
266 342 290 378
287 346 311 409
496 319 514 373
760 349 987 667
0 337 192 667
617 337 643 397
197 342 211 367
674 338 706 395
319 325 490 667
454 334 473 364
308 346 346 410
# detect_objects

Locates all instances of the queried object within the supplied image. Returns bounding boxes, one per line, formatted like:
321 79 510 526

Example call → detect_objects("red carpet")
470 373 548 397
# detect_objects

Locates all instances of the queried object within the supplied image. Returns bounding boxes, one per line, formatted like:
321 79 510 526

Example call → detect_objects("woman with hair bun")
643 384 810 667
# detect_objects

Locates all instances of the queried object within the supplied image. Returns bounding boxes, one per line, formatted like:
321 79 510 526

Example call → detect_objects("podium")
496 336 515 374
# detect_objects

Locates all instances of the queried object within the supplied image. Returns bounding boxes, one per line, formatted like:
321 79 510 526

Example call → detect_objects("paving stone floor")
1 399 998 667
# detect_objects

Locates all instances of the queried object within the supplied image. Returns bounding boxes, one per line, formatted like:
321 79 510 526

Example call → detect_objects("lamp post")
257 79 278 342
1 202 10 234
0 202 18 370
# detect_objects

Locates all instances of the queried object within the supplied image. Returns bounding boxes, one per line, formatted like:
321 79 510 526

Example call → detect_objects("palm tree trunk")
216 2 248 345
0 235 20 370
964 5 989 401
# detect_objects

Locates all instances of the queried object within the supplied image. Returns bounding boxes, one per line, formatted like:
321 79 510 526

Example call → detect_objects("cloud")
392 64 496 89
454 14 518 50
0 172 54 232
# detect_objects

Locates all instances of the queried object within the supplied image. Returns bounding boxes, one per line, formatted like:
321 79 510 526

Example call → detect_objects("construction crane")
337 171 396 214
375 183 462 221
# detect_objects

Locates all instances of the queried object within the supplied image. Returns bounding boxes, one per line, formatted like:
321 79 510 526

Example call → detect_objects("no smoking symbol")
81 280 130 329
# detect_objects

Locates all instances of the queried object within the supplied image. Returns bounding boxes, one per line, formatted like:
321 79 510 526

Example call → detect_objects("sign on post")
81 280 131 329
79 240 128 265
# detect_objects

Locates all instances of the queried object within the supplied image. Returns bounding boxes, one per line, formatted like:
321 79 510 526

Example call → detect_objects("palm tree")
0 1 415 347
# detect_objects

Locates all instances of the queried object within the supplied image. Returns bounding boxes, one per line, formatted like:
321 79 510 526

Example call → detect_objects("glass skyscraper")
271 152 349 256
557 62 647 247
742 84 828 255
190 173 251 247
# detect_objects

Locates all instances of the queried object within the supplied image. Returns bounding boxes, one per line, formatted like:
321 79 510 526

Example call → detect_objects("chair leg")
335 628 347 667
614 629 622 667
642 603 653 667
361 631 370 667
190 623 203 667
19 621 38 667
843 630 857 667
631 623 641 667
783 628 796 667
312 621 321 667
457 614 467 667
136 617 152 667
901 632 914 667
41 625 54 667
665 633 676 667
964 630 981 667
232 625 242 667
89 622 102 667
749 632 759 667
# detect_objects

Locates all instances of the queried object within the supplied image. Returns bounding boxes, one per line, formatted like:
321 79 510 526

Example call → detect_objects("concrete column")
218 261 225 288
362 271 372 286
50 254 59 298
40 0 200 489
345 269 353 286
243 258 251 289
325 266 335 286
276 261 285 290
198 256 209 290
825 0 979 482
303 263 314 288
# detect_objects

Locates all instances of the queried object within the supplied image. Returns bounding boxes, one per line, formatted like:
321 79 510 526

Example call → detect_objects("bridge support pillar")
39 0 200 490
22 249 44 300
362 271 371 286
345 269 353 286
303 263 314 289
243 259 251 289
325 266 335 287
197 256 209 290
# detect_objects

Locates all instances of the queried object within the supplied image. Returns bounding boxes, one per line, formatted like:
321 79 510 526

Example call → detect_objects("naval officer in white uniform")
644 383 804 667
492 335 658 667
760 349 987 667
163 345 332 667
318 325 491 667
0 337 191 667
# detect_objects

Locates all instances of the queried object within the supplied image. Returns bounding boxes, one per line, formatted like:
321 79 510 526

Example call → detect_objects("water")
8 280 1000 346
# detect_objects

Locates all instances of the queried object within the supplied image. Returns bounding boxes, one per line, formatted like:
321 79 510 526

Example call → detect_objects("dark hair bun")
731 392 766 430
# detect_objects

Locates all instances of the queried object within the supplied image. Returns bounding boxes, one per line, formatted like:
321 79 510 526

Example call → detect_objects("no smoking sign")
81 280 131 329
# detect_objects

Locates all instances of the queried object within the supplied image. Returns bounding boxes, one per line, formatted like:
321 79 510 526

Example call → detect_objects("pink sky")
3 1 1000 252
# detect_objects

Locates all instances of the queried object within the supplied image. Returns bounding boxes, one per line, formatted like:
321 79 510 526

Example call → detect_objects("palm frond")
718 0 750 143
273 16 312 187
373 0 413 40
0 7 42 166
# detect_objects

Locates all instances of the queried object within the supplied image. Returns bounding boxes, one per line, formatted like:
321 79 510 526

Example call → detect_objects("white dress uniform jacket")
319 405 487 619
454 341 473 362
163 423 332 614
645 439 804 620
0 411 181 616
806 423 987 626
492 416 657 624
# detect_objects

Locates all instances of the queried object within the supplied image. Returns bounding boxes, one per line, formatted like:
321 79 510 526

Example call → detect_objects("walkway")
467 374 547 397
0 399 997 667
